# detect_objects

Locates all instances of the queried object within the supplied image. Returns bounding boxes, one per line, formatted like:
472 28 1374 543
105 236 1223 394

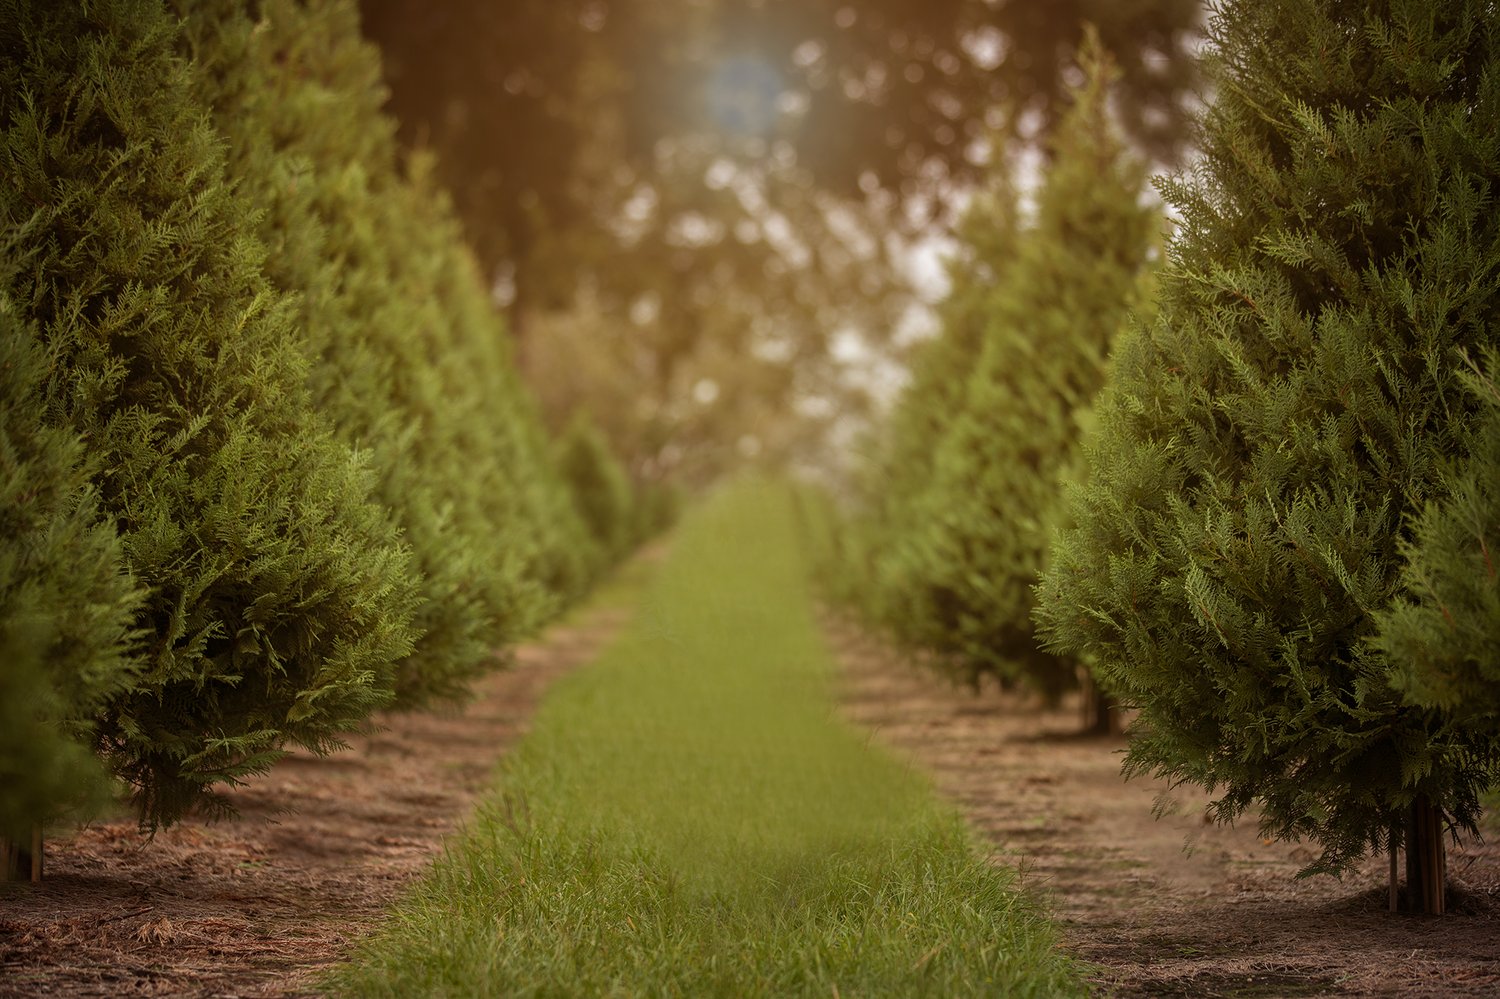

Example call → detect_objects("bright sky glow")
706 56 783 136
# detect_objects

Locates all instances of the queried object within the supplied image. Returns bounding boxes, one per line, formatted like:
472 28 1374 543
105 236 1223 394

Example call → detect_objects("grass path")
329 480 1085 997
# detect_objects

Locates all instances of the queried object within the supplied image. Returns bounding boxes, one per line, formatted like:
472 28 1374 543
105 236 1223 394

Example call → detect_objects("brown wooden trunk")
1404 794 1446 915
2 826 43 883
1080 672 1120 736
1388 830 1399 913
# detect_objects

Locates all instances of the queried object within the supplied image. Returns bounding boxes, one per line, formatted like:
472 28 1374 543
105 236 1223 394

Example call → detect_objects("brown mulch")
0 599 635 999
825 614 1500 998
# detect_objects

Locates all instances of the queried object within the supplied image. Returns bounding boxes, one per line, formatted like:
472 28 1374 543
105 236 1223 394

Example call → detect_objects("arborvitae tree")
1 0 419 826
556 414 633 565
1374 352 1500 730
175 0 560 704
623 475 680 551
0 290 139 875
857 168 1022 639
1036 0 1500 912
892 39 1158 701
400 153 600 604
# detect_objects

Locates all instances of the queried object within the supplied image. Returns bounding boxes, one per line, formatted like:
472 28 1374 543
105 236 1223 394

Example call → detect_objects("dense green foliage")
1 0 423 826
174 0 598 706
851 171 1020 640
1375 352 1500 729
2 0 615 831
882 43 1158 698
330 480 1084 998
834 41 1157 706
378 138 603 609
1037 0 1500 874
0 289 139 839
555 414 635 563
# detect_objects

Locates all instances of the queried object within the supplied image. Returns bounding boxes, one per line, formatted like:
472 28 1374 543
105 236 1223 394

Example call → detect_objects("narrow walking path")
330 479 1084 997
0 556 652 998
827 618 1500 998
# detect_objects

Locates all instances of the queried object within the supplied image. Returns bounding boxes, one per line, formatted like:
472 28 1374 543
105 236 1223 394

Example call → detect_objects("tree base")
2 827 43 883
1403 794 1446 915
1080 672 1123 736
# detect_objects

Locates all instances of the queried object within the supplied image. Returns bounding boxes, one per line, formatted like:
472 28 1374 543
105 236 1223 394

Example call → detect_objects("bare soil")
825 614 1500 998
0 602 632 998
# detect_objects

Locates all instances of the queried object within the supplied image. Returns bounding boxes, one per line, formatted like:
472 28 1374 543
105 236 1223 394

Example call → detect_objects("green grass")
329 479 1086 997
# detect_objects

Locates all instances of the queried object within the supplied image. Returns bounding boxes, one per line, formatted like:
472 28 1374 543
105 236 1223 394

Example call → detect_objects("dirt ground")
0 601 631 999
6 580 1496 999
825 614 1500 998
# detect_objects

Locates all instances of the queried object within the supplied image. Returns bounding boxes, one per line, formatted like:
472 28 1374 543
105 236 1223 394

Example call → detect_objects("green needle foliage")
1375 351 1500 728
421 171 604 606
1037 0 1500 874
555 413 635 563
1 0 420 826
0 287 139 840
329 480 1083 998
893 38 1158 698
855 162 1021 641
174 0 581 705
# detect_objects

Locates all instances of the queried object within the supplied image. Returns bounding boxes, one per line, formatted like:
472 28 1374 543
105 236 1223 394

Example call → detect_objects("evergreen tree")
1374 351 1500 729
401 153 601 605
1 0 420 826
0 286 139 864
857 168 1021 640
556 414 634 565
893 38 1158 699
175 0 562 704
624 475 680 551
1036 0 1500 911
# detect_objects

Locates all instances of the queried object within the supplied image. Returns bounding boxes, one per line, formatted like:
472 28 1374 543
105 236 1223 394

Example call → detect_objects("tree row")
824 1 1500 915
1 0 655 862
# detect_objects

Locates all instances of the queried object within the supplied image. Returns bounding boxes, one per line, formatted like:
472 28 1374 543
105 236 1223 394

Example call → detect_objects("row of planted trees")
1 0 654 877
827 0 1500 915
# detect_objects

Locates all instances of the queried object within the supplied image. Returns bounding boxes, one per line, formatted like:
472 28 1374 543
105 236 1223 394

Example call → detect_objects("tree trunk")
2 826 43 882
1404 794 1446 915
1388 829 1398 913
1080 671 1120 736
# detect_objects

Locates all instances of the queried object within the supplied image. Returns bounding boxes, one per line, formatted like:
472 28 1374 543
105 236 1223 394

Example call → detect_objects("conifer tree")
556 414 635 565
1374 352 1500 730
1 0 419 826
1036 0 1500 911
1 287 139 872
893 38 1157 700
400 154 601 604
175 0 564 704
857 169 1021 639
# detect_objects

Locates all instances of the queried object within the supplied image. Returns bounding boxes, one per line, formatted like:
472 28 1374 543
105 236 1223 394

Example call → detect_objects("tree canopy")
1037 0 1500 885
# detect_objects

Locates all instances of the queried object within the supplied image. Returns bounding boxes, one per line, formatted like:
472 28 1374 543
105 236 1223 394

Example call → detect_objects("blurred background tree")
357 0 1202 483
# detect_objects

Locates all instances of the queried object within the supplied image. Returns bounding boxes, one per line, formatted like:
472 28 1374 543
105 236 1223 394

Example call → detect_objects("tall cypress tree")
0 284 139 873
378 21 600 613
1 0 420 826
1371 352 1500 912
857 168 1021 642
175 0 564 705
556 413 635 564
396 149 602 606
1036 0 1500 911
894 38 1158 700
